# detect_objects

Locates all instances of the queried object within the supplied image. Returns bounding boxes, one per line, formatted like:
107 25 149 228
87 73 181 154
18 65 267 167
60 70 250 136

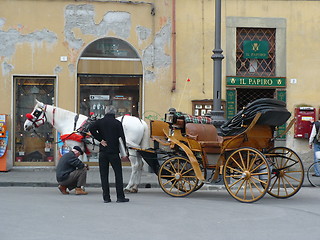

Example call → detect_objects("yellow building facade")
0 0 318 168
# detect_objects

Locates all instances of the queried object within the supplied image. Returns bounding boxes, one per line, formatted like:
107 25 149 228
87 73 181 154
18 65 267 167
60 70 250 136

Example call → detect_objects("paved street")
0 186 319 240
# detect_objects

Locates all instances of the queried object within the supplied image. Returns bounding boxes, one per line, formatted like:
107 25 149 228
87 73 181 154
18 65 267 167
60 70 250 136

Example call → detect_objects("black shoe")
312 174 320 177
104 199 111 203
116 198 129 203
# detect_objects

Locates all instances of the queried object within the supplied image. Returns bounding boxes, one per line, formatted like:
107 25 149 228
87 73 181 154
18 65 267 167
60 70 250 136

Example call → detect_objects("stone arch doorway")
77 37 143 119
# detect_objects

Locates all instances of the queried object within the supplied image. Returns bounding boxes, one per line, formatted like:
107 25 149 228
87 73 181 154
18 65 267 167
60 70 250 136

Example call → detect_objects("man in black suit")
89 105 129 203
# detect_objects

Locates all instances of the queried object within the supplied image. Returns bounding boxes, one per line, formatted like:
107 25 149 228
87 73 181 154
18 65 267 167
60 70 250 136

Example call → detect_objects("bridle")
26 105 48 129
25 104 98 149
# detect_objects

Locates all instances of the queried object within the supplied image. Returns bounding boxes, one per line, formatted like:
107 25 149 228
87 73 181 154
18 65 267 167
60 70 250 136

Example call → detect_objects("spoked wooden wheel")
223 147 270 203
266 147 304 198
158 156 198 197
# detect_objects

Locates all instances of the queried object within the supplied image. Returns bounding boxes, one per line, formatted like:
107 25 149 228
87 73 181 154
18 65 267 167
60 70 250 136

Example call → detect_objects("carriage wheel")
223 147 270 203
266 147 304 198
307 162 320 187
158 156 198 197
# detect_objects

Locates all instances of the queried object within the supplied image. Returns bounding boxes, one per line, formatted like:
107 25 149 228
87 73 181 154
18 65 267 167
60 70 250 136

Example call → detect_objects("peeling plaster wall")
62 3 172 86
0 1 174 117
64 5 131 50
0 18 5 29
136 25 151 43
143 22 171 82
54 66 63 74
1 62 14 76
0 28 57 60
0 0 175 167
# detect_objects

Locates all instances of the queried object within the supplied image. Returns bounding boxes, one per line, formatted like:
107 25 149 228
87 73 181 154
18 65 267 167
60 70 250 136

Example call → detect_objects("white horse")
23 100 150 193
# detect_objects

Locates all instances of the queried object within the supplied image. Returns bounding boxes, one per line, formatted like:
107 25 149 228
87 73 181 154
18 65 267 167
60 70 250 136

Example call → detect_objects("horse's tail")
140 120 150 149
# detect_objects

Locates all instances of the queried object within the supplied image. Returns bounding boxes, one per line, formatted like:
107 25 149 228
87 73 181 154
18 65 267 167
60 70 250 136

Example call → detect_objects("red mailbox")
294 107 315 138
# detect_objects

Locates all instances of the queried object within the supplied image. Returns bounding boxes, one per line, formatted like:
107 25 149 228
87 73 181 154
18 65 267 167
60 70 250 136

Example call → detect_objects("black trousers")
99 152 125 201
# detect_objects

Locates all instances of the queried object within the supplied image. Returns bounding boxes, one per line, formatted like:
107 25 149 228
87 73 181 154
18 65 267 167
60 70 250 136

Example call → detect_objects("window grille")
236 28 276 77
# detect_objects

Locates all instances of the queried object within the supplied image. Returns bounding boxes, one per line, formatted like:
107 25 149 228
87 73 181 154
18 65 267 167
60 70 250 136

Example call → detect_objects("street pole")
211 0 225 133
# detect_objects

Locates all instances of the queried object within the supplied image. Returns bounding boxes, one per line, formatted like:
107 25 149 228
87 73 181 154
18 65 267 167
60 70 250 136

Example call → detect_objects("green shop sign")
226 77 286 87
226 89 236 120
243 40 269 59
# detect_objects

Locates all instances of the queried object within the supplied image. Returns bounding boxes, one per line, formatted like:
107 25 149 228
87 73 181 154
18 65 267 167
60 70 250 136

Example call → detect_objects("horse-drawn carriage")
135 98 304 203
24 98 304 203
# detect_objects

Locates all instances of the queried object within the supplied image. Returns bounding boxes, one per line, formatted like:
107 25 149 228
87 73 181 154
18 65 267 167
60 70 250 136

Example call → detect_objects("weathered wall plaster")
64 4 131 50
68 64 75 74
143 22 172 81
0 28 57 58
1 61 14 75
54 66 62 74
136 25 151 43
64 4 172 82
0 18 5 29
144 69 155 81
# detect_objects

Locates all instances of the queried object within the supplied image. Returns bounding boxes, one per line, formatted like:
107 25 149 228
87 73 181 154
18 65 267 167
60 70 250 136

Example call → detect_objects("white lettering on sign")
301 116 313 121
89 95 110 100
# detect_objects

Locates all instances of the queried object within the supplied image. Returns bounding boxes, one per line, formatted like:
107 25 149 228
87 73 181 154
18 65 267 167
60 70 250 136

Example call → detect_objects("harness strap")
52 107 56 126
74 114 79 131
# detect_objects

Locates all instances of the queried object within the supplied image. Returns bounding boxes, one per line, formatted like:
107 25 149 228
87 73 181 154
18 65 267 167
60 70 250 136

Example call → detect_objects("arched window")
81 38 139 59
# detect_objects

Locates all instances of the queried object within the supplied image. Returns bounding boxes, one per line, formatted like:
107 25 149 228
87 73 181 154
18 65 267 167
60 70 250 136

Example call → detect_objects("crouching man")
56 146 89 195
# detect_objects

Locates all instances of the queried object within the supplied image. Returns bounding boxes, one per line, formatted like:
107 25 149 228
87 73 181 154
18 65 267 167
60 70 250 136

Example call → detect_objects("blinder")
26 107 47 128
33 109 42 118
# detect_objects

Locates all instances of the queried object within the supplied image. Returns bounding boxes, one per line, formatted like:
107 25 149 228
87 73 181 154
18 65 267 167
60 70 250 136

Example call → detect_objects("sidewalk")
0 166 159 188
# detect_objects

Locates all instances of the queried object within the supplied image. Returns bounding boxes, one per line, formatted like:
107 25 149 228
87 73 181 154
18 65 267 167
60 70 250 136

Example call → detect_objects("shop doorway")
14 76 55 166
236 88 275 111
79 75 141 118
77 38 143 163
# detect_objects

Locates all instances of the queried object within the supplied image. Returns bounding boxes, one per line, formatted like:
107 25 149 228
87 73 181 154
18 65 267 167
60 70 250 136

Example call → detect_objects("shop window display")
14 77 55 165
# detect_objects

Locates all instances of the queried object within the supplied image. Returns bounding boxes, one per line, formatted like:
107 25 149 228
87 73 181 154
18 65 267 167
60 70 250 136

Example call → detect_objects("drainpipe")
171 0 177 92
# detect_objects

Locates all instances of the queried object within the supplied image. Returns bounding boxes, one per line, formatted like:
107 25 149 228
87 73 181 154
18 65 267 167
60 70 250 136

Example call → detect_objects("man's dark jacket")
56 151 85 182
88 113 126 154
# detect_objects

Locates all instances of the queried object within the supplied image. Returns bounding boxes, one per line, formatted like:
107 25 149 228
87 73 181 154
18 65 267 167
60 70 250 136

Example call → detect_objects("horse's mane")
44 104 86 119
46 104 76 118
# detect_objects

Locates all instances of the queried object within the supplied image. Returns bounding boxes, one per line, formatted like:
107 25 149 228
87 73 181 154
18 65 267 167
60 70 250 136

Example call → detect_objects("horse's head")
24 100 47 131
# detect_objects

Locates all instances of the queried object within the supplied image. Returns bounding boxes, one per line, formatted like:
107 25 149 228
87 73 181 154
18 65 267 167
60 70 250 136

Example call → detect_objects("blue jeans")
313 143 320 176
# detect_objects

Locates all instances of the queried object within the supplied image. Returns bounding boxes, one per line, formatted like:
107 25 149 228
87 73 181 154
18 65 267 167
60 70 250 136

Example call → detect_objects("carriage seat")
185 123 223 153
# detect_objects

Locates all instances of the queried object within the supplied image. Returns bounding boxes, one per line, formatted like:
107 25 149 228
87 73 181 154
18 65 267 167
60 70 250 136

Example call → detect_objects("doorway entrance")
77 38 143 163
236 88 275 111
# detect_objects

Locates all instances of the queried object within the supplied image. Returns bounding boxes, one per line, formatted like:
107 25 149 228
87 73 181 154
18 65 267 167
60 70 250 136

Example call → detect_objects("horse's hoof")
131 188 138 193
124 188 138 193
